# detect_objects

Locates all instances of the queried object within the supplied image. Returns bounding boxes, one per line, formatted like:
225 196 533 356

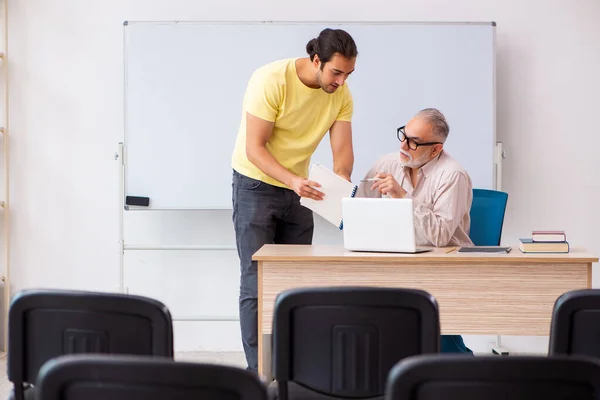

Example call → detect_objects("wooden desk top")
253 244 598 264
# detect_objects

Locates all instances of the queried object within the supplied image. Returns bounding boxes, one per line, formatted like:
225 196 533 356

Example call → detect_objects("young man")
356 108 474 354
231 28 358 371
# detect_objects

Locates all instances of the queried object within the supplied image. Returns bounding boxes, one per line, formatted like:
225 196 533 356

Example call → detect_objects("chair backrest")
36 354 267 400
549 289 600 357
272 287 440 400
469 188 508 246
385 354 600 400
8 289 173 396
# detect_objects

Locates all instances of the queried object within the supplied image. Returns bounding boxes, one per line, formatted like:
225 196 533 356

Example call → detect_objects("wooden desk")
253 244 597 376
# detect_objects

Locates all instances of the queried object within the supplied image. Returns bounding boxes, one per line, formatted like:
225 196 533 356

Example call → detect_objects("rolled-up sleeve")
409 171 471 247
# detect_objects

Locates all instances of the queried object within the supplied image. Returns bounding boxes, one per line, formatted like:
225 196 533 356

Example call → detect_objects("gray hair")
415 108 449 142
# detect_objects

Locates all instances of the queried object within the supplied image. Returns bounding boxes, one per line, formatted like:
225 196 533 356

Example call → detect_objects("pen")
445 247 457 253
360 178 381 182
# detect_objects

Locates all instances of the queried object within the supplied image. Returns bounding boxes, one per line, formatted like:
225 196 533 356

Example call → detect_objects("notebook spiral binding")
338 185 358 230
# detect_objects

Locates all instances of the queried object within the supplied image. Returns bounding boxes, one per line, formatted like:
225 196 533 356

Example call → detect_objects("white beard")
399 149 431 169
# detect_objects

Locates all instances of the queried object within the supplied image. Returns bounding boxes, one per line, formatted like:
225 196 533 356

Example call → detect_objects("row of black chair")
29 352 600 400
268 287 600 400
7 286 600 400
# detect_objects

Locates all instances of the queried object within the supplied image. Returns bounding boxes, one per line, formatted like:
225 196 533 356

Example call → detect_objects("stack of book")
519 230 569 253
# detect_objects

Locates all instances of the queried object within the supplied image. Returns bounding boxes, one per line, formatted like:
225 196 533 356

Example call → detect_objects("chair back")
386 354 600 400
469 188 508 246
36 354 267 400
549 289 600 357
8 289 173 400
272 287 440 400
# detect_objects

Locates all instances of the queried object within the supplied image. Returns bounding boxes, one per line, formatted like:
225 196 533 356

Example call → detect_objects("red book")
531 230 566 242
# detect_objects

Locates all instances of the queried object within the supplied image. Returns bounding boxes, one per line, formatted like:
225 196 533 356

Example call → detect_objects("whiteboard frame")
122 20 498 211
117 18 500 334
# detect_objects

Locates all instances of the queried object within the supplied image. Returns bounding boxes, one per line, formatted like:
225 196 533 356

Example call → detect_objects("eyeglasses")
397 126 443 151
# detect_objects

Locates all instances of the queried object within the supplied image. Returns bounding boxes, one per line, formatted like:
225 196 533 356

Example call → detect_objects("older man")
356 108 474 354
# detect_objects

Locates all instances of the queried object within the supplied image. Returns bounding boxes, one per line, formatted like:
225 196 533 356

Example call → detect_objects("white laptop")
342 197 431 253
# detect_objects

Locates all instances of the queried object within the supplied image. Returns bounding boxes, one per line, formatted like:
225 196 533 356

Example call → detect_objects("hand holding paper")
300 163 358 229
289 176 324 200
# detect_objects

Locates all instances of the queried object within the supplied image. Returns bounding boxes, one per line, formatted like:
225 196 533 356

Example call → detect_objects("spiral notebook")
300 163 358 230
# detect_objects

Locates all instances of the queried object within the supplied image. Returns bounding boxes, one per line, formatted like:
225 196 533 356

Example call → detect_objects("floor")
0 351 247 397
0 353 8 396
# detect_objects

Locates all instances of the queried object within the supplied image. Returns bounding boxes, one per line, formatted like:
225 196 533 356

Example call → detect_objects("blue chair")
441 189 508 354
469 188 509 246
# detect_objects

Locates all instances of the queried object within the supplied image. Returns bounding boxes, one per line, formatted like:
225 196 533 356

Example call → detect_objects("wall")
0 1 6 350
5 0 600 354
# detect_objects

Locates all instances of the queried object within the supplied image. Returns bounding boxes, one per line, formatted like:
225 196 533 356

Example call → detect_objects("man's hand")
290 176 325 200
370 173 407 198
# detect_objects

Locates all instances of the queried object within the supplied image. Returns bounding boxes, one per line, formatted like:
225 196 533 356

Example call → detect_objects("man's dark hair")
306 28 358 68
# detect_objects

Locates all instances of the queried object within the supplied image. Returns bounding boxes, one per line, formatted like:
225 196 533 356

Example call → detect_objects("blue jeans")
442 335 473 354
232 170 314 372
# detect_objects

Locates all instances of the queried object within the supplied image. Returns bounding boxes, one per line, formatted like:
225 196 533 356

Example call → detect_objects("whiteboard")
124 21 496 209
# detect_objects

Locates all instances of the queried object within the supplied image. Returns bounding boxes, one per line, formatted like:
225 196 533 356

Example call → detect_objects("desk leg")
257 261 273 381
258 261 264 376
262 333 273 381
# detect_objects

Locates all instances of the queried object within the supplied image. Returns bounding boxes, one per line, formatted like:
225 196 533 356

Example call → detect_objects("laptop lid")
342 197 418 253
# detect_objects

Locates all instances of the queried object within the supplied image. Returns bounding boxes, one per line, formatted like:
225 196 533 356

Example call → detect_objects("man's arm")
245 112 324 200
245 113 293 187
329 120 354 181
410 172 471 247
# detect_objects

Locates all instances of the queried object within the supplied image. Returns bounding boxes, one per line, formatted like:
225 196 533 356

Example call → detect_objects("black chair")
549 289 600 357
8 289 174 400
385 354 600 400
36 353 268 400
271 286 440 400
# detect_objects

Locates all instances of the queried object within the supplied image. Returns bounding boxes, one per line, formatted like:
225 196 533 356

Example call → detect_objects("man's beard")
316 71 336 94
399 149 431 168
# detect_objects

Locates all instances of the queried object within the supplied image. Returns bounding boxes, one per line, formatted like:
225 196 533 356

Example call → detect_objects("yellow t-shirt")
231 58 353 188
